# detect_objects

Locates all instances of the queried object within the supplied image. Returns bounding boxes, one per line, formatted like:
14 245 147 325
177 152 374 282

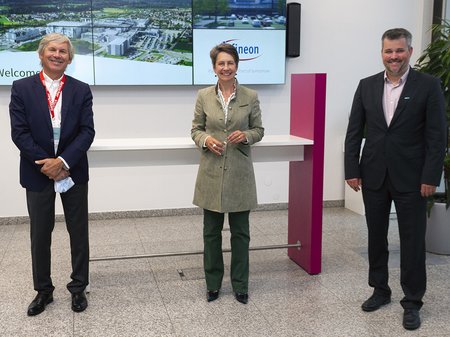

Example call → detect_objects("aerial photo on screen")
193 0 286 30
0 0 192 66
91 0 192 66
0 0 287 85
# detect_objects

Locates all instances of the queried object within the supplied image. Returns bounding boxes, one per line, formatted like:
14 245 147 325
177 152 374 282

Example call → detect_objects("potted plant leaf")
414 19 450 254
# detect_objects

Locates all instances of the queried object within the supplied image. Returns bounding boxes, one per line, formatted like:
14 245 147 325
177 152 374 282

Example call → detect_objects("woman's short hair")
38 33 75 61
210 43 239 67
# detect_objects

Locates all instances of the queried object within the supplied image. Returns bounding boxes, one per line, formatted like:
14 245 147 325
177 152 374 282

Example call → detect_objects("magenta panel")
288 73 326 274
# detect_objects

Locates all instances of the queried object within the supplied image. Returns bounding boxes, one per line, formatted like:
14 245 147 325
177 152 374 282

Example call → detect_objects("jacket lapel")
226 83 243 126
374 73 388 129
33 74 53 135
60 76 72 132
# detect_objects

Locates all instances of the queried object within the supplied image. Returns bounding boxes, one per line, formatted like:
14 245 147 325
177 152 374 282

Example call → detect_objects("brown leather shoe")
27 293 53 316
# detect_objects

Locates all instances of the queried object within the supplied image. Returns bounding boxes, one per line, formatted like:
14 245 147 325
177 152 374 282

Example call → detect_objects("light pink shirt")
383 68 409 126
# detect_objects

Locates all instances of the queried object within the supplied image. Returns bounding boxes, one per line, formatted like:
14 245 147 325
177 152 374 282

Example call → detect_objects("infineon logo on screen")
223 39 261 61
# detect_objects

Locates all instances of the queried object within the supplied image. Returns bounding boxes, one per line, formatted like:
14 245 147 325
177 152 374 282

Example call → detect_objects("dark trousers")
26 183 89 294
362 175 426 310
203 209 250 293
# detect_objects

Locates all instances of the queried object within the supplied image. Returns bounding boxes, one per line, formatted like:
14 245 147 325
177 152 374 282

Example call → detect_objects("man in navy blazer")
345 28 446 330
9 33 95 316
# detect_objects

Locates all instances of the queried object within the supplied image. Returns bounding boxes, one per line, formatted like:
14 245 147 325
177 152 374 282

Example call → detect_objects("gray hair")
381 28 412 48
38 33 75 61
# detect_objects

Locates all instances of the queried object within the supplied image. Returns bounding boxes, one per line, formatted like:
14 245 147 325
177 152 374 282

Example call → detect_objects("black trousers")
362 175 426 310
26 183 89 294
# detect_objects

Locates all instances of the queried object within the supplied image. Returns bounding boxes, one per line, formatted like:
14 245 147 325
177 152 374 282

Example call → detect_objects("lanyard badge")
39 71 66 120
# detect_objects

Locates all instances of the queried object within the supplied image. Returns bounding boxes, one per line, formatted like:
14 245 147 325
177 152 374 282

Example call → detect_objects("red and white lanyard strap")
39 71 66 120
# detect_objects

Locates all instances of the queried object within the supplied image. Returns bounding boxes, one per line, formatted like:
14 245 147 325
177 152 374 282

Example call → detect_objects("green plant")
414 19 450 212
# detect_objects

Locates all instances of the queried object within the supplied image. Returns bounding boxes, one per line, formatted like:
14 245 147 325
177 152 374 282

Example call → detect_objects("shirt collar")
42 71 64 87
216 78 237 96
384 67 410 85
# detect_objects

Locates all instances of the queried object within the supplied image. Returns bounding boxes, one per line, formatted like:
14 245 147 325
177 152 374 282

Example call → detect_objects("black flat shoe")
207 290 219 302
361 294 391 312
27 292 53 316
235 292 248 304
71 291 88 312
403 309 421 330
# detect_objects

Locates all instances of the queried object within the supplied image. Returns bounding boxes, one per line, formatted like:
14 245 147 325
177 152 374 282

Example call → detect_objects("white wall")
0 0 433 217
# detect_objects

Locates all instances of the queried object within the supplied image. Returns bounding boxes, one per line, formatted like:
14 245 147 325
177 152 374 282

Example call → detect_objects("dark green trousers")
203 209 250 293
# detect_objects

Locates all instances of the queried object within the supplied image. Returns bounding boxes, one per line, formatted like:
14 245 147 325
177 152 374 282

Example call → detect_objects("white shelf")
90 135 313 151
88 135 313 167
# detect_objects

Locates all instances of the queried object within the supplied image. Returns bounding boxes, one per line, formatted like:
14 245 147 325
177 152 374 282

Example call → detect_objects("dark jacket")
345 68 447 192
10 74 95 192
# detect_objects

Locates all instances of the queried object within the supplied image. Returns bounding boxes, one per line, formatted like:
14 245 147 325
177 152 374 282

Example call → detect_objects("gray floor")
1 208 449 337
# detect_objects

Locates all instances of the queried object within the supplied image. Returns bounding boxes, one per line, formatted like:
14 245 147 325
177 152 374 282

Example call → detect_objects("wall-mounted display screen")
0 0 286 85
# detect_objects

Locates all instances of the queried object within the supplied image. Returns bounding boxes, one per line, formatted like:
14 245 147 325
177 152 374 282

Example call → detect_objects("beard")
385 60 408 77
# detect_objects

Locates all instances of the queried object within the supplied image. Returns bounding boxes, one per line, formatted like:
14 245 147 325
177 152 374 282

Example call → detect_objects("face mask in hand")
54 177 75 193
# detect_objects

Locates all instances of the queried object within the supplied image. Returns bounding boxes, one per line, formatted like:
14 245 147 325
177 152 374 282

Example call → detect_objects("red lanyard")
39 71 66 120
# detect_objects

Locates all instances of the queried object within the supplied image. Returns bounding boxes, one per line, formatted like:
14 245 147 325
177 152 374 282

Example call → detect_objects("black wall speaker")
286 2 301 57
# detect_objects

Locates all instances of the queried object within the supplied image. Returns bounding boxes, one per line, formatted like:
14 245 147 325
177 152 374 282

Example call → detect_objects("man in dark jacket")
345 28 446 330
10 33 95 316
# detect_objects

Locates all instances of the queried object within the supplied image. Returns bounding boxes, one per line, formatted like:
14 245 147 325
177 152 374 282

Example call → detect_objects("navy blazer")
345 68 447 192
10 74 95 192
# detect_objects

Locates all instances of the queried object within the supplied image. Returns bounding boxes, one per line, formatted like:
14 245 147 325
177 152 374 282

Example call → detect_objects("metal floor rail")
90 242 301 262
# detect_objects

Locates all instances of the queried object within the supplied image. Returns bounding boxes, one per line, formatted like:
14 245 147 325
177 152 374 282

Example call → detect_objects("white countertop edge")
90 135 313 151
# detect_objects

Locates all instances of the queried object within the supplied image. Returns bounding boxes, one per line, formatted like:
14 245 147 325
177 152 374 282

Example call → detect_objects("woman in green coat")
191 43 264 304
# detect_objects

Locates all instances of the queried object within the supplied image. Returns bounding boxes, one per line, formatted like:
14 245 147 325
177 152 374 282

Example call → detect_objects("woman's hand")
227 130 247 144
206 137 225 156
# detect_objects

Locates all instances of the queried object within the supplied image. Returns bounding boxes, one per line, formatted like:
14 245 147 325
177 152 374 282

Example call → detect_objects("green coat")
191 83 264 213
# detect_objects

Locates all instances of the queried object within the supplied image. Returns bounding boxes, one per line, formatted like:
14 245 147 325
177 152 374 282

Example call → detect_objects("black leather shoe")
361 294 391 312
235 292 248 304
207 290 219 302
71 291 88 312
403 309 421 330
27 293 53 316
